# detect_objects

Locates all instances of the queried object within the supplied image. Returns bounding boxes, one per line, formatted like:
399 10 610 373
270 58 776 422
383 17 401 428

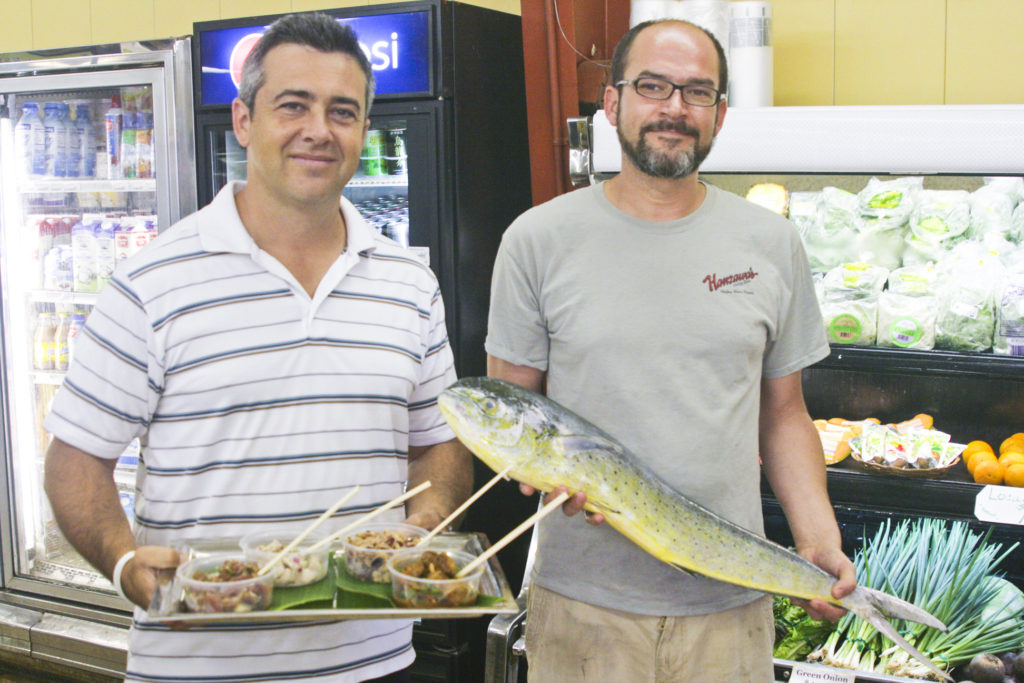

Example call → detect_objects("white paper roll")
629 0 730 53
728 46 773 107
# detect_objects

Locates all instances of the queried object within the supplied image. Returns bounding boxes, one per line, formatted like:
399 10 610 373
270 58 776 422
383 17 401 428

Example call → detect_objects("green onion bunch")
806 517 1024 680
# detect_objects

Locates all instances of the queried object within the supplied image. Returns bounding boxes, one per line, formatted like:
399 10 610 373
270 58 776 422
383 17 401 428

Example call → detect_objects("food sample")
240 530 329 587
388 549 483 608
343 522 428 583
177 554 274 613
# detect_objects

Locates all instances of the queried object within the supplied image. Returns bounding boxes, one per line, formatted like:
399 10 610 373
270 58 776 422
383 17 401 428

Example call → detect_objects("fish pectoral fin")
859 586 947 632
557 434 625 457
668 562 701 579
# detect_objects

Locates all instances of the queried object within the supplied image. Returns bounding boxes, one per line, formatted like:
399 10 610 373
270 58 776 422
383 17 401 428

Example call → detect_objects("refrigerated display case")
0 39 196 676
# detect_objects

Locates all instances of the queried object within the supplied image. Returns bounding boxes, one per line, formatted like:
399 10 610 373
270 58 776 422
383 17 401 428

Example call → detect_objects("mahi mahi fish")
439 376 952 682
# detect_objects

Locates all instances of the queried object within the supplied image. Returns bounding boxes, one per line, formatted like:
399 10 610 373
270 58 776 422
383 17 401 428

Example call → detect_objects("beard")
617 118 714 179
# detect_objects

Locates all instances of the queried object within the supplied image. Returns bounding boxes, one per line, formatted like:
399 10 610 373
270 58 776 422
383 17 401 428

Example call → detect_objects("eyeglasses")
615 77 723 107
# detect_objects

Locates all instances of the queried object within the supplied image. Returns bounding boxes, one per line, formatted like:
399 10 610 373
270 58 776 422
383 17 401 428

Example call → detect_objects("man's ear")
231 98 251 148
603 85 620 127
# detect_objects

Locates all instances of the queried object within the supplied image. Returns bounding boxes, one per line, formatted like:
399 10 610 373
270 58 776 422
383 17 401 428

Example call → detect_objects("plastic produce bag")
994 271 1024 356
801 187 859 272
820 295 878 345
877 292 937 349
887 264 936 297
1012 202 1024 244
822 262 889 298
933 252 999 353
787 191 820 237
857 176 922 230
909 190 971 242
969 180 1021 241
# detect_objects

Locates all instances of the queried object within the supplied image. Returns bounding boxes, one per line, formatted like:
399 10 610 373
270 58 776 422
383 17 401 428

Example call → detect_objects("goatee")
618 119 713 179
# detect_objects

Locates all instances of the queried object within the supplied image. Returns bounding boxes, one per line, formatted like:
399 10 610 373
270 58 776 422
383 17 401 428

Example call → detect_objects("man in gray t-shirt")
486 19 856 683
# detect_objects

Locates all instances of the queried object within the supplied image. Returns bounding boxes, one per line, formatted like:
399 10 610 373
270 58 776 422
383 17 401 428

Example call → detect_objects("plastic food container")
388 548 483 608
240 529 330 587
177 553 275 613
342 521 428 583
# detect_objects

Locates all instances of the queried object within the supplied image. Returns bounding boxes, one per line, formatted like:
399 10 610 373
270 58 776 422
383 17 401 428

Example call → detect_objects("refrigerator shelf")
31 372 65 386
19 178 157 194
347 176 408 188
29 290 98 306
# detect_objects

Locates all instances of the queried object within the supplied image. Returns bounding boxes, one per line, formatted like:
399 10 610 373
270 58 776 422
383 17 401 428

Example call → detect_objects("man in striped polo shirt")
43 13 472 683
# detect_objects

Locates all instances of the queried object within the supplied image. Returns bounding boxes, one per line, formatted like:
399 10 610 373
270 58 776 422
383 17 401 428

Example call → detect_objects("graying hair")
237 12 375 115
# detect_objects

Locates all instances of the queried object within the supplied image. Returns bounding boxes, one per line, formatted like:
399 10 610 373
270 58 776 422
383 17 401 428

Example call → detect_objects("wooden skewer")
456 491 570 578
257 486 361 576
306 480 432 554
419 463 516 546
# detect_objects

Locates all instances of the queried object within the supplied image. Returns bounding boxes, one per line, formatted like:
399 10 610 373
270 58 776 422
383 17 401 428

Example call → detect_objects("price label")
789 663 856 683
975 485 1024 525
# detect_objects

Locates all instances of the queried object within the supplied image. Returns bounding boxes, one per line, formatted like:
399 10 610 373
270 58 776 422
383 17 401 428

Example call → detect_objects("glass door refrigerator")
0 39 196 674
193 4 533 679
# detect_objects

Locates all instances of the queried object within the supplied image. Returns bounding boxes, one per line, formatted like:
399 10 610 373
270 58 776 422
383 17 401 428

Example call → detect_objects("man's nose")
303 110 331 140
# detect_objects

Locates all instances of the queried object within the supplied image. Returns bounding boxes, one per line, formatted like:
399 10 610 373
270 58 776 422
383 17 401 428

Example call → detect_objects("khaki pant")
525 584 775 683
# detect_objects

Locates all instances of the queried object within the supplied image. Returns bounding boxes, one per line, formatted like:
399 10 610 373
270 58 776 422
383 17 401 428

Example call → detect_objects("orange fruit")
1000 436 1024 454
963 440 994 460
1013 432 1024 441
973 459 1005 485
999 451 1024 468
967 451 997 474
864 417 881 424
913 413 934 430
1006 464 1024 488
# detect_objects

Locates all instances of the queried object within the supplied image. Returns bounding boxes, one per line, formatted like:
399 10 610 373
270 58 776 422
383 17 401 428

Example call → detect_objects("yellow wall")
0 0 520 52
2 0 1021 106
773 0 1024 105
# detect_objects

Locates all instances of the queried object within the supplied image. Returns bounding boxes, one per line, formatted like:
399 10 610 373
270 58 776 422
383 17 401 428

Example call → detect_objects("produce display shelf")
817 345 1024 380
774 659 938 683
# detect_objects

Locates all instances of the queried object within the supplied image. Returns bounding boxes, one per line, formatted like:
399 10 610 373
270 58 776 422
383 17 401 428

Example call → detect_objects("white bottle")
76 104 95 178
65 104 82 179
14 102 46 177
71 219 97 292
94 220 115 290
42 102 65 178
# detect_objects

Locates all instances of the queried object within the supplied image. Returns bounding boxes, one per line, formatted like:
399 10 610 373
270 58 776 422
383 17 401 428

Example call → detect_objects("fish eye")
483 399 497 413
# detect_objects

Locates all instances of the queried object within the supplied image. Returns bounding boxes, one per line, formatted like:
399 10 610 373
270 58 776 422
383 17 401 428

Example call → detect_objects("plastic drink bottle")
105 95 122 179
65 104 82 178
120 110 136 179
76 104 95 178
42 102 67 177
15 102 46 177
67 313 85 367
33 305 56 371
54 310 70 371
135 111 153 179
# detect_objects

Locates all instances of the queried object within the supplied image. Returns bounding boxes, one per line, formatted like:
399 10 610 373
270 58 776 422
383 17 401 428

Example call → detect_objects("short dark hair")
611 19 728 95
238 12 375 114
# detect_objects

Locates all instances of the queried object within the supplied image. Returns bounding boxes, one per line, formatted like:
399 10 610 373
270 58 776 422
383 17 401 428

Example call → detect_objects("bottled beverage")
64 104 81 178
54 309 70 371
361 129 386 176
75 103 95 178
14 102 46 177
104 95 122 179
67 312 86 367
33 305 57 371
386 126 407 176
53 215 73 247
71 219 97 292
36 216 54 285
56 245 74 291
42 102 68 178
120 111 137 179
94 219 116 289
135 111 153 179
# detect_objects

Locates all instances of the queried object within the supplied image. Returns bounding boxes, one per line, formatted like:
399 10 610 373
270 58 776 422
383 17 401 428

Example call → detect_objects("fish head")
439 377 549 475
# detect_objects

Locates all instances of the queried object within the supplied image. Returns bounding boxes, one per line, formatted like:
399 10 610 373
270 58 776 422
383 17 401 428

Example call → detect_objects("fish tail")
846 587 952 682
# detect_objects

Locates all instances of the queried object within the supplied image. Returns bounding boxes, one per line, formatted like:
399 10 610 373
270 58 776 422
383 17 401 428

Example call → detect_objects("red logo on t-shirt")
703 268 758 292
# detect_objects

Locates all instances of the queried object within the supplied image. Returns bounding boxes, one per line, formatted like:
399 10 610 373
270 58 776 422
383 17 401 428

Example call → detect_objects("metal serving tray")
145 532 518 625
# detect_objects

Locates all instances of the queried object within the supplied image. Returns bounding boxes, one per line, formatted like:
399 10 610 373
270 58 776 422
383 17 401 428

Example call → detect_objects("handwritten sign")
975 485 1024 525
789 663 856 683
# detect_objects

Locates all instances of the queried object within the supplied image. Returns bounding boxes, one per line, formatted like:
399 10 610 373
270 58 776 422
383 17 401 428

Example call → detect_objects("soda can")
361 129 386 176
386 126 407 176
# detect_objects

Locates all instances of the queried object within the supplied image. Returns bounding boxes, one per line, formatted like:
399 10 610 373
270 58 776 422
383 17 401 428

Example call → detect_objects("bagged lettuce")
887 264 936 297
857 176 922 229
820 263 888 345
877 292 937 349
994 271 1024 356
969 180 1020 241
787 191 821 237
801 187 859 272
933 241 1003 352
910 190 971 242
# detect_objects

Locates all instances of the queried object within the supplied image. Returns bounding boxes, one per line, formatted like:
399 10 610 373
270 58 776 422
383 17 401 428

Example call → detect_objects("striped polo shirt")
44 182 457 682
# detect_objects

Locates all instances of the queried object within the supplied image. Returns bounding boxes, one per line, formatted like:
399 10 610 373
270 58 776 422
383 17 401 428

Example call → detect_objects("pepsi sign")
197 10 432 107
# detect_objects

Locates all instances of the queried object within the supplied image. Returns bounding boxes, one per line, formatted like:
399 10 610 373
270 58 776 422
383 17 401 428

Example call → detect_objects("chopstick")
257 486 361 577
418 463 516 545
456 491 570 578
305 480 432 554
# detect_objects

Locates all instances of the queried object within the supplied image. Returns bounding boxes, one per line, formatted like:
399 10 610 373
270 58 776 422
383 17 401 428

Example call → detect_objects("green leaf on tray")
268 563 339 611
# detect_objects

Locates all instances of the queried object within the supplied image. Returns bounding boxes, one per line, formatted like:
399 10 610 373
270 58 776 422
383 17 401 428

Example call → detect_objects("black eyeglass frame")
614 77 725 107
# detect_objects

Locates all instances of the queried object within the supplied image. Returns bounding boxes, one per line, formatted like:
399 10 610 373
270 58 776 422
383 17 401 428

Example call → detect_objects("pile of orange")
964 434 1024 486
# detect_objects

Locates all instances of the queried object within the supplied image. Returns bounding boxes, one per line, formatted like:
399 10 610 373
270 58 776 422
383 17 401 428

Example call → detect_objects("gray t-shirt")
485 182 830 616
